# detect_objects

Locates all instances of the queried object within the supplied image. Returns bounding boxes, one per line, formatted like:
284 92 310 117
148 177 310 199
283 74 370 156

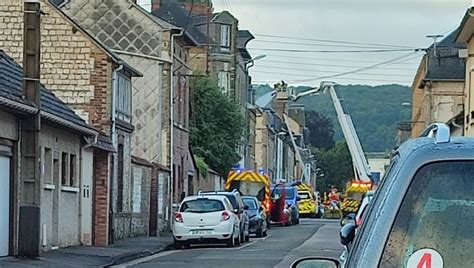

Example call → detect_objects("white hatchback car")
173 195 241 248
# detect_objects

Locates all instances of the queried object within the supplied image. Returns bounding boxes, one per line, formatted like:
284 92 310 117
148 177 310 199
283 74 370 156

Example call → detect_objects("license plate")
191 230 212 235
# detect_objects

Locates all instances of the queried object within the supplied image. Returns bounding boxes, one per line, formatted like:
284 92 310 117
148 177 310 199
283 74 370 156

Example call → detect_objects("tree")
305 111 335 150
190 76 245 175
313 141 354 192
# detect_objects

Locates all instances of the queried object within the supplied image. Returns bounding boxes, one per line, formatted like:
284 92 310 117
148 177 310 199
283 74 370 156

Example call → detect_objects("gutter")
111 49 172 64
169 28 185 220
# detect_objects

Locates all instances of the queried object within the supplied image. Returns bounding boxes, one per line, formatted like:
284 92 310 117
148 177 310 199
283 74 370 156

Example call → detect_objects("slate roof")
151 2 207 45
424 28 466 82
0 49 95 134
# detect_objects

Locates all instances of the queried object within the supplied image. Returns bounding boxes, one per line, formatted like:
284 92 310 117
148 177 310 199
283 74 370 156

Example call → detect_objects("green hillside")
253 84 412 152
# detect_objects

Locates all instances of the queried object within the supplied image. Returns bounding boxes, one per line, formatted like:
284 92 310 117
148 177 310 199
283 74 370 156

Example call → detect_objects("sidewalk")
0 235 173 268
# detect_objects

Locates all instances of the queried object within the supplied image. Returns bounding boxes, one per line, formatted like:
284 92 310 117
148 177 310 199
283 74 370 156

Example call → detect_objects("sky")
139 0 472 87
210 0 471 86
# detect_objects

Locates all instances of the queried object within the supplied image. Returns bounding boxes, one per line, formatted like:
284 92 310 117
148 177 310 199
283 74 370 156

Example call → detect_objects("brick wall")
0 0 113 133
93 153 110 246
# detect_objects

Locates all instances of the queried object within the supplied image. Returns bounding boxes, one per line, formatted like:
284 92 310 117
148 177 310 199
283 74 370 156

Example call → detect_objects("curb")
103 243 174 267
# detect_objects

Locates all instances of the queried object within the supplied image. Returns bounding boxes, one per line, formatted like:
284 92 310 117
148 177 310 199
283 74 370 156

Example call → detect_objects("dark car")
242 196 268 237
199 190 250 243
292 123 474 268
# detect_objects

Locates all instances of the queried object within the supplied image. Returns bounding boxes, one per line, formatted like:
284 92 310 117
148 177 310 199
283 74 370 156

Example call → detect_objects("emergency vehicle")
341 181 372 216
293 182 318 218
225 169 271 218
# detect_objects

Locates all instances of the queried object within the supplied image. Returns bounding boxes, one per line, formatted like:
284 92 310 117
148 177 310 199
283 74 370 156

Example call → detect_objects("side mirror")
243 205 249 210
291 257 339 268
340 222 356 246
233 208 239 214
296 196 301 201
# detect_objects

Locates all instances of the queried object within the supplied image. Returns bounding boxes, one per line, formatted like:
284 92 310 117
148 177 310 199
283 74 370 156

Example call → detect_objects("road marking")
111 250 180 267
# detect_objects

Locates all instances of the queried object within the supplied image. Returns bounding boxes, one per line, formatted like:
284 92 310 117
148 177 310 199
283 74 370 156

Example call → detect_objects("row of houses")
0 0 257 258
410 7 474 139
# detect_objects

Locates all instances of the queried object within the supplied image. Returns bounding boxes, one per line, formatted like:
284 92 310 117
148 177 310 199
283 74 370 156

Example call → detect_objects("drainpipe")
169 29 184 222
110 64 123 242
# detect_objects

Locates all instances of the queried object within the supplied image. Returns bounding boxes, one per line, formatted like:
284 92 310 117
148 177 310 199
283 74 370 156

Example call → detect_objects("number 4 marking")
417 253 431 268
407 248 443 268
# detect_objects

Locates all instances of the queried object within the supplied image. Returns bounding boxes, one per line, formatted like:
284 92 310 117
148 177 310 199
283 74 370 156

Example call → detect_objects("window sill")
44 184 55 190
61 186 80 193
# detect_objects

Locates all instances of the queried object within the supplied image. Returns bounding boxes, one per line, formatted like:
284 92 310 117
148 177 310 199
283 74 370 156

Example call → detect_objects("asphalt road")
118 219 344 268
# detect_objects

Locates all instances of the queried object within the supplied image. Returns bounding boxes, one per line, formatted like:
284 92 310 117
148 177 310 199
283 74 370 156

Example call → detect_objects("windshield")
242 198 257 210
179 199 225 213
381 161 474 267
272 187 295 199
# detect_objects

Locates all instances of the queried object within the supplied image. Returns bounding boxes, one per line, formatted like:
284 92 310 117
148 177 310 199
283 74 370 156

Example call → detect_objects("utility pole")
19 0 42 258
426 34 443 57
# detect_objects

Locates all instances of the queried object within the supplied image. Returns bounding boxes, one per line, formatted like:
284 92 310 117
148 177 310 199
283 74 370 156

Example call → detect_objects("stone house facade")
412 29 465 137
0 0 144 246
0 48 99 256
56 0 180 239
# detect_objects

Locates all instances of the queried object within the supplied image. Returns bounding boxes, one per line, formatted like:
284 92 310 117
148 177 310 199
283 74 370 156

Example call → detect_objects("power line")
248 47 418 53
253 33 416 49
257 53 422 65
252 39 418 50
253 77 411 84
257 59 417 71
288 52 418 83
252 69 413 78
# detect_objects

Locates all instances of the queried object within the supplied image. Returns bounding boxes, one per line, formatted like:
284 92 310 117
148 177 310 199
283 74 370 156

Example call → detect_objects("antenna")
426 34 443 57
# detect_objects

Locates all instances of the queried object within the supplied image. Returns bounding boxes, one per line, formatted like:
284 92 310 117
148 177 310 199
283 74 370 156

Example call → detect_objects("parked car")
339 190 375 263
270 183 293 226
242 196 268 237
199 190 250 243
292 124 474 268
173 195 240 248
284 186 300 225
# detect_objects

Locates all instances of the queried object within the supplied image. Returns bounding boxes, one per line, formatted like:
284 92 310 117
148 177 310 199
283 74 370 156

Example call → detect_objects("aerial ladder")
290 82 372 182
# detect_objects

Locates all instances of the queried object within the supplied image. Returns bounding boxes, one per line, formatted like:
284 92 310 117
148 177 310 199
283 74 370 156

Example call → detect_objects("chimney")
18 0 42 258
23 0 41 106
151 0 213 15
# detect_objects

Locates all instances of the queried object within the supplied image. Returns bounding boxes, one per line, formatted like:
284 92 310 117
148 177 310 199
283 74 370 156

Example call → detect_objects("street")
117 219 343 268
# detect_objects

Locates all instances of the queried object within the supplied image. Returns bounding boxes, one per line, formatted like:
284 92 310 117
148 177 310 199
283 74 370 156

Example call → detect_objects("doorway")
0 155 10 256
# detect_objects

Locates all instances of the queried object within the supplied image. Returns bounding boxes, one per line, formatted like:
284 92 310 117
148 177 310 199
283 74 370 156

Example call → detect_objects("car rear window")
243 198 257 209
380 161 474 268
179 199 225 213
298 191 311 200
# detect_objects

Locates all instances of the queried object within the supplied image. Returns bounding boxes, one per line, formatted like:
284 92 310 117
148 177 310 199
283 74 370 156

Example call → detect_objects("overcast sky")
210 0 471 86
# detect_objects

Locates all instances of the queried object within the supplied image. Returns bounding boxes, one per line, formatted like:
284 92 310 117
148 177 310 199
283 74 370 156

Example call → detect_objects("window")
61 152 69 185
242 199 257 210
44 148 52 184
220 24 231 50
179 199 225 213
69 154 76 187
380 161 474 268
116 73 132 117
218 71 230 94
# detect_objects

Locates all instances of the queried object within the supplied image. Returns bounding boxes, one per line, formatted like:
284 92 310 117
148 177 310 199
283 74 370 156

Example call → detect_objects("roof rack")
419 123 451 144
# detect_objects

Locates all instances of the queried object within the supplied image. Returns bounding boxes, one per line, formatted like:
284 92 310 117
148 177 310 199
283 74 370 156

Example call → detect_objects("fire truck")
225 169 271 218
291 82 374 217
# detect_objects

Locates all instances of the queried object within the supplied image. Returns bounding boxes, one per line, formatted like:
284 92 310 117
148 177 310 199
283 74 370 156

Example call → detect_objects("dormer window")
220 24 231 51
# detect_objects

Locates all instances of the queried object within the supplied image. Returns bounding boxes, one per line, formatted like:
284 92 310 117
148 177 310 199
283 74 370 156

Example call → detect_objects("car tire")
240 231 245 244
235 233 241 246
226 233 235 247
174 239 183 249
256 227 263 238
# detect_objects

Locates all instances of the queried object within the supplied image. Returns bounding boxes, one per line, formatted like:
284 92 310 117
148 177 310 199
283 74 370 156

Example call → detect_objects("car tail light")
356 217 362 226
221 211 231 221
174 212 183 223
263 200 271 211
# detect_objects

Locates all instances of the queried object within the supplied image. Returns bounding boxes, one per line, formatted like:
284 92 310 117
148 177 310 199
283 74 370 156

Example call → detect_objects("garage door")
0 155 10 256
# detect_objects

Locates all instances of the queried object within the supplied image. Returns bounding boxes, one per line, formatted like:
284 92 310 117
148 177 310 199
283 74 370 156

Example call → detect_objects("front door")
0 155 10 256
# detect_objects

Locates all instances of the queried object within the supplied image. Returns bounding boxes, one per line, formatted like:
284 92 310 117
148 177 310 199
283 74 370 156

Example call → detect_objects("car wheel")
235 233 241 246
183 242 191 249
256 227 263 237
226 233 235 247
174 239 183 249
